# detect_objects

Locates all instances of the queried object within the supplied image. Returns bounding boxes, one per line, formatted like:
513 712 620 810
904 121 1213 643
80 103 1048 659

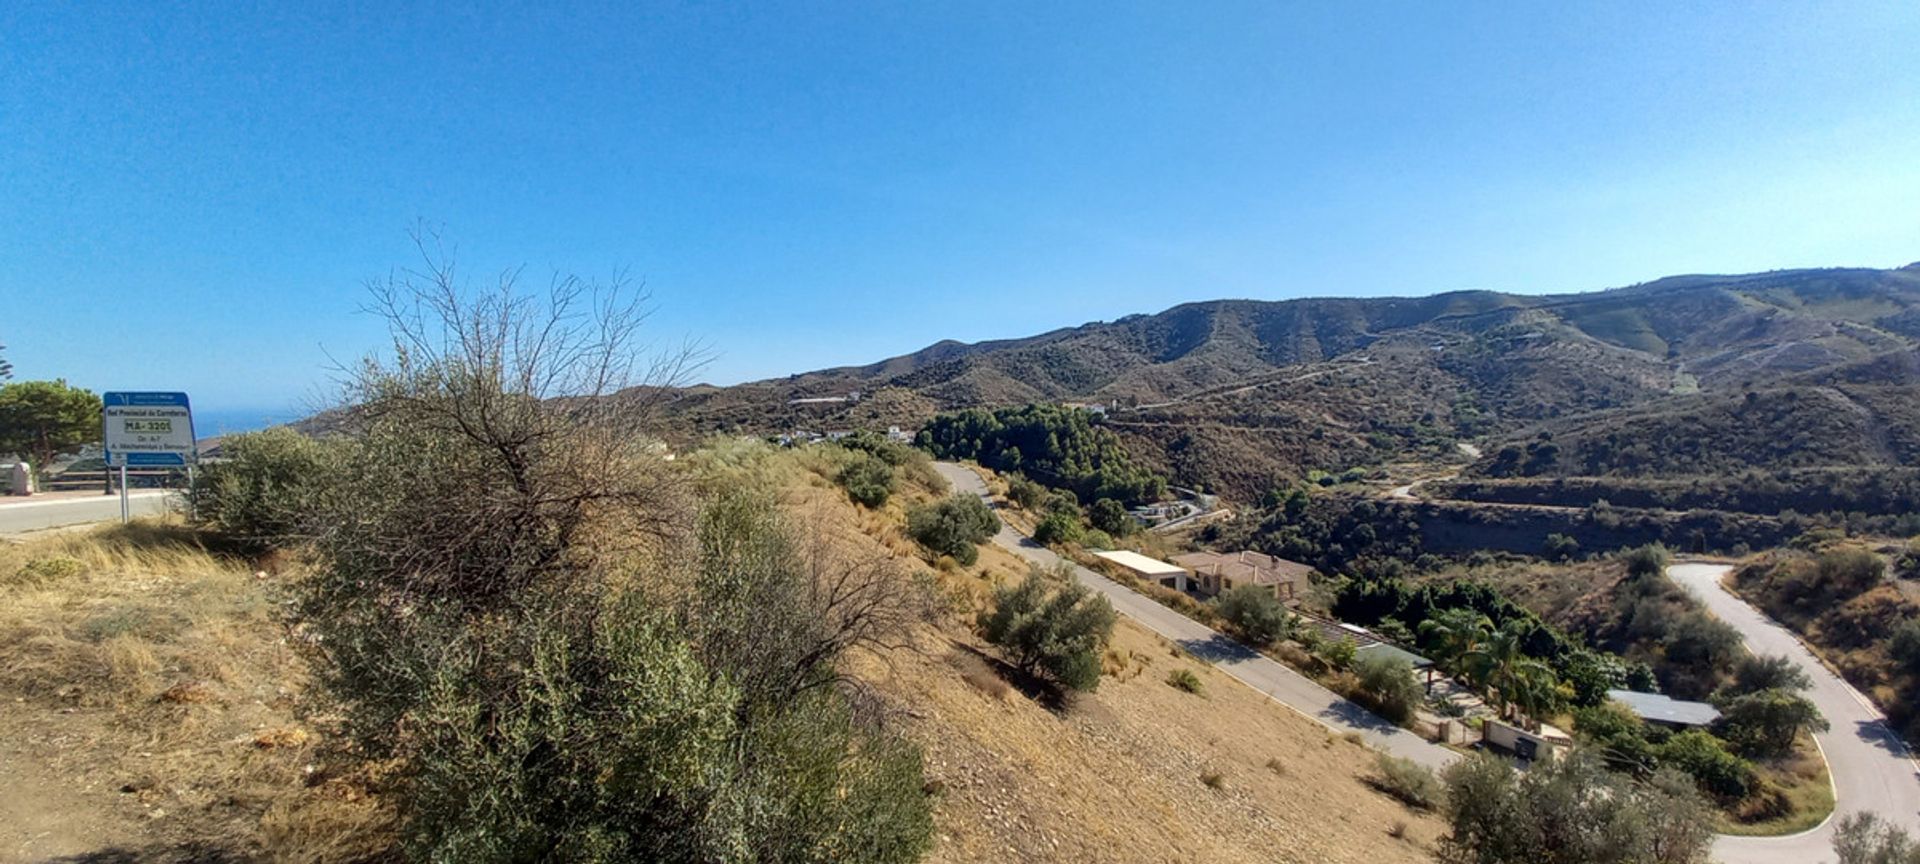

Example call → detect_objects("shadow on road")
1177 633 1261 664
1855 718 1916 759
1318 700 1402 734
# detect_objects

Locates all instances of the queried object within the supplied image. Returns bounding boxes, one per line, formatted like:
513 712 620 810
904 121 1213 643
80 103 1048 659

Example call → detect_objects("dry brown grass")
788 451 1445 864
0 518 387 862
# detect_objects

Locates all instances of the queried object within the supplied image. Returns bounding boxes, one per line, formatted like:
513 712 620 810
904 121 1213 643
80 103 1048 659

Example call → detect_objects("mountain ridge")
657 263 1920 500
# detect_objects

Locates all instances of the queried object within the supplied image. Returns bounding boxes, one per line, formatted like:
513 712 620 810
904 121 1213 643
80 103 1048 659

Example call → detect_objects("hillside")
0 449 1443 863
657 264 1920 502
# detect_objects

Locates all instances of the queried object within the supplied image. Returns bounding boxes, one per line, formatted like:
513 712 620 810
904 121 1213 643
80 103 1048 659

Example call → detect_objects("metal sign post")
102 392 197 523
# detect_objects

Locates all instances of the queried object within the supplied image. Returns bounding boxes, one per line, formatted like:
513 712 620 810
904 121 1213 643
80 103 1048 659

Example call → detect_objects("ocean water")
190 407 305 438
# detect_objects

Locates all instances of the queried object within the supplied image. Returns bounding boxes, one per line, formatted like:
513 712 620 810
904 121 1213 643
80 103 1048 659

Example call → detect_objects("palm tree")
1418 608 1492 675
1462 623 1559 725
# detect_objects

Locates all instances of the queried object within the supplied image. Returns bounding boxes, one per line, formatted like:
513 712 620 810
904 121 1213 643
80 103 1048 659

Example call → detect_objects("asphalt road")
937 461 1920 862
0 491 172 534
934 461 1458 772
1670 563 1920 864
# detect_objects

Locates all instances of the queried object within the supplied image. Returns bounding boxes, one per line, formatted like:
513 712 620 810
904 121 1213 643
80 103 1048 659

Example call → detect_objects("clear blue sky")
5 2 1918 432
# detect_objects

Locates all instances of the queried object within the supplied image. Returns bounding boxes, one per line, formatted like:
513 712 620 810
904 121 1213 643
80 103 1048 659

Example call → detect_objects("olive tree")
906 493 998 564
978 565 1116 692
290 236 934 862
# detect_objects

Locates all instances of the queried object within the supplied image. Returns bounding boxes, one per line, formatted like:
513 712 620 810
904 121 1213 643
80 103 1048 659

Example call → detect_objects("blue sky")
5 2 1918 431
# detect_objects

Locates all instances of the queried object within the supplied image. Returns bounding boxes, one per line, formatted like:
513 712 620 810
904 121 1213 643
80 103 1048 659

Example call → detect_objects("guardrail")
41 469 187 492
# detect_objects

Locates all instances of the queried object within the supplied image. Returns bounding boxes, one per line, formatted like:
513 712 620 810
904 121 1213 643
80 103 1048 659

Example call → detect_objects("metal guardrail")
41 469 186 492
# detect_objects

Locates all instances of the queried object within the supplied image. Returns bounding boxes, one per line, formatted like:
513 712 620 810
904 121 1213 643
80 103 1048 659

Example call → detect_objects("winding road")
936 461 1457 771
939 461 1920 862
1670 563 1920 864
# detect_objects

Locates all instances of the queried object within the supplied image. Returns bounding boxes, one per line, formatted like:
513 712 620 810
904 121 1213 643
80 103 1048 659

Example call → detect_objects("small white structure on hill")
1092 550 1189 592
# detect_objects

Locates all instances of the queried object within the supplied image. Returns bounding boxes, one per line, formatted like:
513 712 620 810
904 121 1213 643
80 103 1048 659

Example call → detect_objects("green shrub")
1372 753 1442 810
906 494 999 565
1080 529 1115 550
1721 653 1812 698
1438 751 1713 864
978 566 1116 692
1544 532 1580 560
1005 475 1046 510
191 426 335 548
289 274 934 863
1891 619 1920 677
1216 584 1294 646
1166 668 1204 694
1833 812 1920 864
1032 510 1083 546
1322 635 1358 669
1353 652 1422 724
1088 498 1135 536
1620 543 1670 580
837 454 896 508
1714 688 1828 759
7 556 85 588
1656 729 1756 803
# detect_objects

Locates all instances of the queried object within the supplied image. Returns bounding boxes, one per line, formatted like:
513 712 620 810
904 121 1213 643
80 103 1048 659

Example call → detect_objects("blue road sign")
103 391 197 468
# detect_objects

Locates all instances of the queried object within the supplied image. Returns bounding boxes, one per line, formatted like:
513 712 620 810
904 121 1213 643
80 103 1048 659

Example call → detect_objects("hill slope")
660 264 1920 500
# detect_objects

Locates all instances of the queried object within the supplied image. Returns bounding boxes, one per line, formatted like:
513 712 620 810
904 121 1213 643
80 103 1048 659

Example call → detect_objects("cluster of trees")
0 379 101 478
1436 750 1715 864
191 257 936 862
1335 575 1653 711
1000 472 1136 551
1416 610 1566 724
918 404 1166 505
1204 489 1425 577
1573 653 1826 807
1585 545 1744 700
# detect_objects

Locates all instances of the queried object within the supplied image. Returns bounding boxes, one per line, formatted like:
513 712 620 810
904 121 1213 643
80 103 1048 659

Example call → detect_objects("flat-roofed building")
1092 550 1190 592
1606 689 1723 729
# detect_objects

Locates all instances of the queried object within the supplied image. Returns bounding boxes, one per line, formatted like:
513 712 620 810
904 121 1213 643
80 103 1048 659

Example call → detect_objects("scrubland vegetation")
1734 544 1920 743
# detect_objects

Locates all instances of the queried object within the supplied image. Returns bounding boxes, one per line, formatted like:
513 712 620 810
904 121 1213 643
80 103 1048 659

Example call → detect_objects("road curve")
939 462 1919 862
934 461 1458 772
1669 563 1920 864
0 491 173 535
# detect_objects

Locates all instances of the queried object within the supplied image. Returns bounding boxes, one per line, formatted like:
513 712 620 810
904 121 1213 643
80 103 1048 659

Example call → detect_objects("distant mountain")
657 264 1920 499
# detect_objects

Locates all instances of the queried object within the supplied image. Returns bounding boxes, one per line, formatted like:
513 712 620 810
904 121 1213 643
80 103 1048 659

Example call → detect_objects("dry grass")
791 451 1445 864
1718 733 1837 837
0 518 387 861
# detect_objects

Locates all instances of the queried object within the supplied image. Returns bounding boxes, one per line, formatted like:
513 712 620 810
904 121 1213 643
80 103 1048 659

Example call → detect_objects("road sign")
103 392 197 468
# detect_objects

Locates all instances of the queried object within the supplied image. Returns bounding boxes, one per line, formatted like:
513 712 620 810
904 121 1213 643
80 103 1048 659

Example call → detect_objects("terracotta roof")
1171 550 1313 586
